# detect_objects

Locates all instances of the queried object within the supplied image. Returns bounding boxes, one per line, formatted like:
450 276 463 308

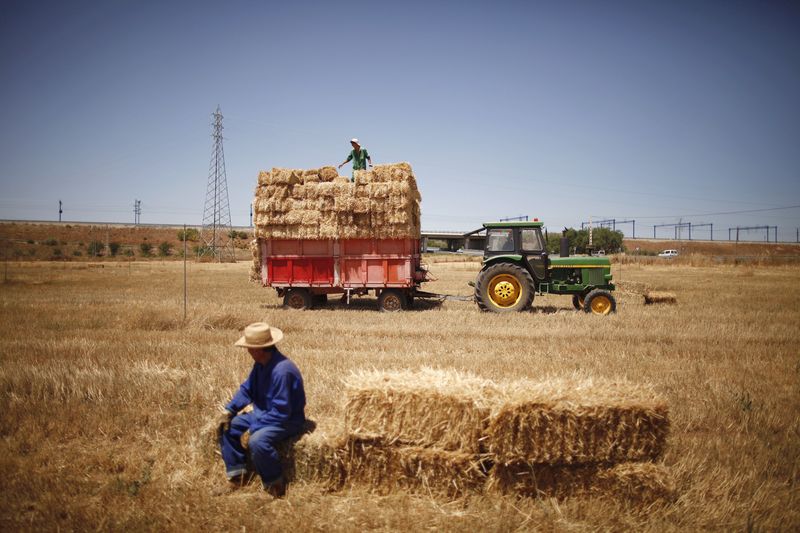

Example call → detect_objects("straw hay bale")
487 462 675 503
344 368 497 454
249 240 261 284
344 437 486 498
487 378 669 464
319 166 338 182
270 168 302 185
257 170 271 186
290 184 307 200
279 427 347 490
644 291 677 305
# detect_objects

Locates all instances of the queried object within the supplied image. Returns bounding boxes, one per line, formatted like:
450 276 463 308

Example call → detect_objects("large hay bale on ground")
644 291 677 305
344 368 496 454
487 461 675 503
487 378 669 464
343 436 486 498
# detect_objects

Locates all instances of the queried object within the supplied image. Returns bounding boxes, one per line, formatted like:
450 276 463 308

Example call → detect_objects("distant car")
658 249 679 258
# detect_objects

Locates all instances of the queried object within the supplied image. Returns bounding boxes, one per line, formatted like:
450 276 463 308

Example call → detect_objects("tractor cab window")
521 228 544 251
487 229 514 252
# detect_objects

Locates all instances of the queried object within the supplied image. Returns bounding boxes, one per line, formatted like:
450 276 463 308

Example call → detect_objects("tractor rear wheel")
284 288 312 310
583 289 616 315
475 263 534 313
378 289 406 312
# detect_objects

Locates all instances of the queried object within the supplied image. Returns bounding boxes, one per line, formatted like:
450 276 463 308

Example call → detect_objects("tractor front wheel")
284 288 312 310
583 289 616 315
475 263 534 313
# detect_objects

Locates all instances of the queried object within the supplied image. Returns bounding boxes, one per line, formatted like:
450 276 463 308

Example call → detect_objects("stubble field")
0 257 798 531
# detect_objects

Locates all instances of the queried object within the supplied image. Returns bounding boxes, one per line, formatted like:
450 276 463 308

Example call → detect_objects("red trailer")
258 237 430 311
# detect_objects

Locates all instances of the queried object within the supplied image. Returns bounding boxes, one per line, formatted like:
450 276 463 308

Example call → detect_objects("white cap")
350 138 359 144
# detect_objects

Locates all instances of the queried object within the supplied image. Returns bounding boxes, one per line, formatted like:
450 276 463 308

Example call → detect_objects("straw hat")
234 322 284 348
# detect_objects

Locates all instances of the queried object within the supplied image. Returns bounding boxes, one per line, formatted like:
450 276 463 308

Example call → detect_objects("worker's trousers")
219 412 302 486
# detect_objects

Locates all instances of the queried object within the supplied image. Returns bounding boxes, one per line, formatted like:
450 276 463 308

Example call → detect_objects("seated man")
216 322 306 497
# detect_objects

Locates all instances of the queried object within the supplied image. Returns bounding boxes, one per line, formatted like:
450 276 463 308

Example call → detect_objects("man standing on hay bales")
216 322 306 497
338 138 372 181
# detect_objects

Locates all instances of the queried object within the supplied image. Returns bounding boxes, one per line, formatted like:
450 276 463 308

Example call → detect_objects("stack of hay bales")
251 163 421 241
273 370 673 503
485 378 673 503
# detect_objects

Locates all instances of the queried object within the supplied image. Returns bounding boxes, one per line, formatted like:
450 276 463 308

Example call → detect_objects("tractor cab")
483 221 548 282
473 220 616 315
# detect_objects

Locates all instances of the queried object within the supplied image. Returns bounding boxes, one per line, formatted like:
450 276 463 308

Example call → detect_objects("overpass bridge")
420 230 485 252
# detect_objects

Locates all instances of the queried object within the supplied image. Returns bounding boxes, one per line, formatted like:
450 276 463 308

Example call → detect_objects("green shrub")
124 249 134 257
177 228 200 242
87 241 104 257
73 250 82 257
158 242 172 257
26 239 34 244
139 242 153 257
108 242 121 256
43 238 58 246
52 248 62 257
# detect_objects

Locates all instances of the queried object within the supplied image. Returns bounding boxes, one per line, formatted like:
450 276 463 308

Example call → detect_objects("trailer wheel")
474 263 534 313
284 289 312 310
378 289 406 312
583 289 616 315
572 293 586 310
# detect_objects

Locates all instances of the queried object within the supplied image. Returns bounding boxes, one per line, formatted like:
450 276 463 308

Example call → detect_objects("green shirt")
346 148 370 170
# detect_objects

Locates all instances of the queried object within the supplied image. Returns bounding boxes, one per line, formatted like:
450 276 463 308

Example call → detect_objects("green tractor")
472 221 616 315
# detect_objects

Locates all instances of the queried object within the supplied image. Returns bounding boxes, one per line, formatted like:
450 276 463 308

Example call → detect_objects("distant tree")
124 249 135 257
589 227 624 253
238 230 250 240
549 227 625 254
177 228 200 242
87 241 104 257
227 229 239 239
158 242 172 257
52 248 62 257
139 242 153 257
72 250 82 257
108 242 121 256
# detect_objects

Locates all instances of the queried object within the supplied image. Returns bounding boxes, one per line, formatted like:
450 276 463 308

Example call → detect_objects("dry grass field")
1 257 798 531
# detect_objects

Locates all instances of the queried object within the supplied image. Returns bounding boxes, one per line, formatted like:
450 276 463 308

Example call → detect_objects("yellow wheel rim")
488 274 522 308
590 295 612 315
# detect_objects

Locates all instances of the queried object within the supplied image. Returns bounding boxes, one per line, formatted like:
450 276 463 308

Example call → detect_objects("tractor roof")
483 221 544 229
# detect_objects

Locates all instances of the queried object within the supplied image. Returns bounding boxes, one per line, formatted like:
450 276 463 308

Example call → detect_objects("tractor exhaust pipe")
560 236 570 257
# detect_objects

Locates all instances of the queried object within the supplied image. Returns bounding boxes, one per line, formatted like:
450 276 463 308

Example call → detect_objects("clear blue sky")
1 0 799 241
